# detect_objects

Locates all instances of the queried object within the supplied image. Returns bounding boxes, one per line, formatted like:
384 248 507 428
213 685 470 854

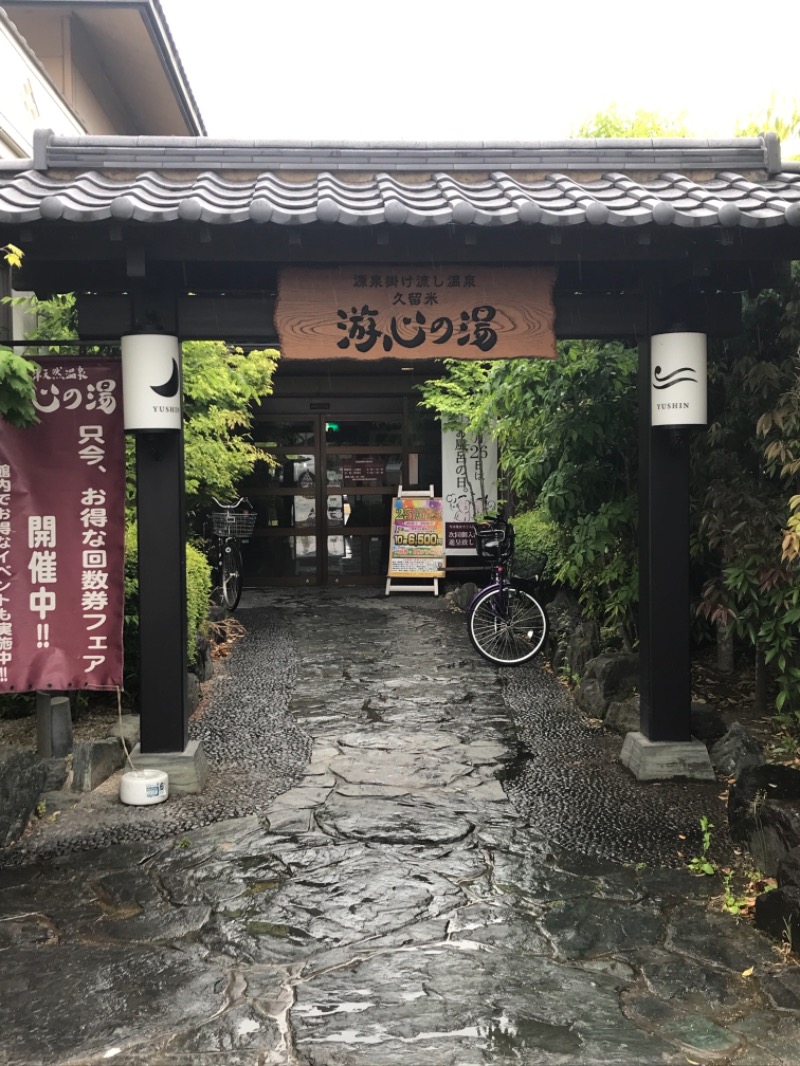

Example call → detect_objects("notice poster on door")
442 426 498 555
387 496 445 578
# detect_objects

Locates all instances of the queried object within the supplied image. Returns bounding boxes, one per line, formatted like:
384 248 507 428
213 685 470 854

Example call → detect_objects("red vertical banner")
0 358 125 692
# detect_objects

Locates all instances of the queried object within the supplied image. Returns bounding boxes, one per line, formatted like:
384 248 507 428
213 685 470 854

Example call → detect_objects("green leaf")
0 348 38 427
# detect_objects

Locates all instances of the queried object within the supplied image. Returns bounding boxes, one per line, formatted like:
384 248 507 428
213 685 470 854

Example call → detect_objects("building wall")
1 9 141 150
0 13 85 158
1 4 181 337
11 12 131 136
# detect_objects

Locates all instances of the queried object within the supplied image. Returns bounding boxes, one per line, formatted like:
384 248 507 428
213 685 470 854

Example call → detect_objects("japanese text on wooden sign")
276 265 557 361
0 359 125 692
387 497 445 578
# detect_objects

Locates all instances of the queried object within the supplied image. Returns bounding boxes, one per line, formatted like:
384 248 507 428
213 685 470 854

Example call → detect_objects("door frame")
247 396 417 586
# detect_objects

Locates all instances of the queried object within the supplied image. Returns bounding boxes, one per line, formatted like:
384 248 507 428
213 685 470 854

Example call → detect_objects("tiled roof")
27 132 786 173
1 132 799 230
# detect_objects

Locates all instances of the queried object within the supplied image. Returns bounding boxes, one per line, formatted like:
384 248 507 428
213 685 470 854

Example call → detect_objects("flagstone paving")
1 589 798 1065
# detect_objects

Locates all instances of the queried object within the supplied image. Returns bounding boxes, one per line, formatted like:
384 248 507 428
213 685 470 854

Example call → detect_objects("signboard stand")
385 486 442 597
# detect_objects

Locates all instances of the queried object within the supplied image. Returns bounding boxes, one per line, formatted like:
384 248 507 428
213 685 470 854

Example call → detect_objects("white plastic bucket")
119 768 169 806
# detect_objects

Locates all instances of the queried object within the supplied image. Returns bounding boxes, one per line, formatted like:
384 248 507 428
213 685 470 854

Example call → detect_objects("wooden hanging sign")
276 265 557 361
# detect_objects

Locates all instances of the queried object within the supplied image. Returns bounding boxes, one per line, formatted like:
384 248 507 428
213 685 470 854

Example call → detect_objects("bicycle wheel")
468 584 548 666
220 539 243 610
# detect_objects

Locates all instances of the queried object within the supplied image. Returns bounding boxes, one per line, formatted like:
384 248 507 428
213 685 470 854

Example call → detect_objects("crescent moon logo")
150 358 180 397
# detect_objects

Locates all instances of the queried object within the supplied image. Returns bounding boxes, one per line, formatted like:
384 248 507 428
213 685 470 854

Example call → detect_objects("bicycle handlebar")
211 496 251 511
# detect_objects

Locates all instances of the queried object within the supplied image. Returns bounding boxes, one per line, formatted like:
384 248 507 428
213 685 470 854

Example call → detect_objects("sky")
161 0 800 154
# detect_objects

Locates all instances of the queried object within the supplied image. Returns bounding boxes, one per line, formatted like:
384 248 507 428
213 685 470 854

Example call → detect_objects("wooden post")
637 336 692 742
135 429 188 752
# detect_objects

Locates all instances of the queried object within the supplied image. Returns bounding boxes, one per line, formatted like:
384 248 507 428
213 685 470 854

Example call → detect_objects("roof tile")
1 135 799 232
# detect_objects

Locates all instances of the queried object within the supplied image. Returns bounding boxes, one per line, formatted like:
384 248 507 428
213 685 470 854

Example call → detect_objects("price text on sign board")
276 266 557 361
387 498 445 579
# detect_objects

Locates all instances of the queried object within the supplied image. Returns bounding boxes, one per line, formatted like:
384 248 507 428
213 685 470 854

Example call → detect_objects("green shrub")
186 541 212 654
124 523 140 689
511 508 560 582
124 525 212 690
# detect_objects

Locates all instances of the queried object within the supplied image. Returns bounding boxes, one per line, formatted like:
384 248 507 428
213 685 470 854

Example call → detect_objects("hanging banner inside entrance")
442 426 498 555
0 358 125 692
387 496 445 578
276 265 557 361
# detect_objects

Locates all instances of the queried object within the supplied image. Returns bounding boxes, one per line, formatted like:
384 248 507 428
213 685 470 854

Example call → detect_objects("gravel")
3 606 310 864
501 663 731 868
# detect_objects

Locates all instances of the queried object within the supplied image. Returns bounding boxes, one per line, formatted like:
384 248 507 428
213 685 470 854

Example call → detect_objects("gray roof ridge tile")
44 133 766 149
35 131 775 174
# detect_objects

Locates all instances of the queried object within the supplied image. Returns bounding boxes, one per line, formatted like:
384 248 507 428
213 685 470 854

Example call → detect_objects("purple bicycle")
467 517 549 666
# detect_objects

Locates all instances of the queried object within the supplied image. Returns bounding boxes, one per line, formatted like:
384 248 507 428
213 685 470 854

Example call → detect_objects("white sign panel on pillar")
650 332 708 428
121 334 182 431
442 425 498 555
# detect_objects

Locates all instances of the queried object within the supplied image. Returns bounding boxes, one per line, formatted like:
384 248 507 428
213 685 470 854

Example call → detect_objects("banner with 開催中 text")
0 358 125 692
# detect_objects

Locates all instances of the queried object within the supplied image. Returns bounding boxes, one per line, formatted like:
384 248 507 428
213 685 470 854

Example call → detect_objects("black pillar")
637 337 692 742
136 431 188 752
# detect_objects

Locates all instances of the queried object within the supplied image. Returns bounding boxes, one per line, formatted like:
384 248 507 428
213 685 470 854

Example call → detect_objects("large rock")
575 653 638 720
600 698 728 740
545 589 585 674
187 672 201 712
107 714 141 751
728 764 800 876
71 738 125 793
447 582 479 612
42 757 68 793
778 845 800 890
710 722 765 778
605 697 640 735
565 620 601 681
193 637 215 682
0 747 48 847
755 886 800 955
689 703 729 745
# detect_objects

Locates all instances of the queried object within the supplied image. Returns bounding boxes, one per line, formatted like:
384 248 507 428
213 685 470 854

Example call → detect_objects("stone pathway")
1 590 799 1065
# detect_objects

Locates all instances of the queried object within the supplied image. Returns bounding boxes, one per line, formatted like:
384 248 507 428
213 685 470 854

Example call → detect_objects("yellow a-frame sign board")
385 486 445 596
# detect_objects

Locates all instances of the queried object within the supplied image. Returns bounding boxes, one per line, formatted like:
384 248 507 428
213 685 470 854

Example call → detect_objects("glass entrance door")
323 415 402 584
243 412 404 586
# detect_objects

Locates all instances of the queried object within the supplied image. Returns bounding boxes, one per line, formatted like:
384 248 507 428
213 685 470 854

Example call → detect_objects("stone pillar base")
620 731 715 782
129 740 208 795
36 693 72 759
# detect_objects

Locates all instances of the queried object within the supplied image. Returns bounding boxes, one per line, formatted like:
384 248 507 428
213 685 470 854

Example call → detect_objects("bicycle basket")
513 554 548 589
520 552 548 580
211 512 256 537
474 521 512 560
